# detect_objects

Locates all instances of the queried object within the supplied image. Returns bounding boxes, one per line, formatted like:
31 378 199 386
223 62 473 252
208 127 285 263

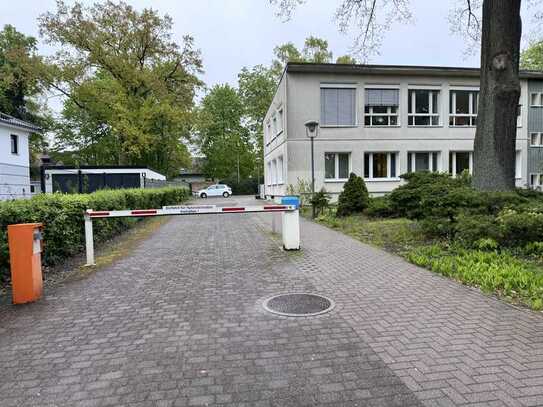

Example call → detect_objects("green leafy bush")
454 213 503 246
310 188 331 217
336 173 369 217
365 196 396 218
0 187 189 283
498 209 543 246
406 244 543 309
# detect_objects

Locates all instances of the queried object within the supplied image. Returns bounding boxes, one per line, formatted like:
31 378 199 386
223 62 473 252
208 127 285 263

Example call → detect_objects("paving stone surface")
0 196 542 406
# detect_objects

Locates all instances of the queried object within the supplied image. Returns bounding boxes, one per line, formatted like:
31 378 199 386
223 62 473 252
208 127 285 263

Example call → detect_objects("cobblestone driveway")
1 196 543 406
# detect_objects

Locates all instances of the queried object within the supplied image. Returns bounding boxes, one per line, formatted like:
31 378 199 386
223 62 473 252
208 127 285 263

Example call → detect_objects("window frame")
449 151 473 177
363 87 400 127
449 89 479 127
324 152 351 182
277 108 284 134
363 152 399 180
408 89 440 127
277 156 284 185
407 151 440 173
530 92 543 107
530 173 542 188
10 134 19 155
320 84 357 128
530 132 543 147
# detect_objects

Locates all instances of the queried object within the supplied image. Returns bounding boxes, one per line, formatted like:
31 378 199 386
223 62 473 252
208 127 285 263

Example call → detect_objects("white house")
263 63 543 199
0 113 41 201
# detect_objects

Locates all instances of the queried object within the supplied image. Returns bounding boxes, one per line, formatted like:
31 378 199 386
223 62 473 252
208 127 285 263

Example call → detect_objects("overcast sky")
1 0 541 111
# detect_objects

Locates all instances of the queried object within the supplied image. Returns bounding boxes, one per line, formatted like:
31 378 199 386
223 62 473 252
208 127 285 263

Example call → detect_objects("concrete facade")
264 63 543 198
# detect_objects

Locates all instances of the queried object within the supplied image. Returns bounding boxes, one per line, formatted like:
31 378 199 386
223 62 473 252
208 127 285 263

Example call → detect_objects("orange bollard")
7 223 44 304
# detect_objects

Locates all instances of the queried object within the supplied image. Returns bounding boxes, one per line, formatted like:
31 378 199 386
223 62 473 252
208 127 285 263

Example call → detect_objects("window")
449 151 473 176
515 150 521 179
320 87 356 126
272 115 278 135
449 90 478 126
363 152 398 179
10 134 18 154
531 173 543 188
278 108 284 133
272 159 277 185
266 122 271 144
277 156 284 184
324 153 350 180
267 162 272 186
408 152 440 173
364 88 399 126
531 132 543 147
408 89 440 126
531 92 543 107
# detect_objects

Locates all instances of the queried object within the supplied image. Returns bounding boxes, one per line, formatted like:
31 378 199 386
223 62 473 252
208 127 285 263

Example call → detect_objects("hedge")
0 187 189 283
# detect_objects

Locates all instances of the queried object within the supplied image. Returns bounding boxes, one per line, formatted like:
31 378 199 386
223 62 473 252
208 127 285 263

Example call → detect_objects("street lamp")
305 120 319 218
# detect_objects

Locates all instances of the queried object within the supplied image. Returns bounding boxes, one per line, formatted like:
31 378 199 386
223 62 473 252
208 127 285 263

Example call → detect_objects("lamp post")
304 120 319 218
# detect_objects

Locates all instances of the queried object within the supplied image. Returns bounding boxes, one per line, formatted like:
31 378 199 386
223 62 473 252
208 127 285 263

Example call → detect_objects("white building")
264 63 543 199
0 113 41 200
43 166 166 193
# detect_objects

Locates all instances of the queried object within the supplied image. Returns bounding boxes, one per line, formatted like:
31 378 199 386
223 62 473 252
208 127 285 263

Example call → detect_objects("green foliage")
454 213 503 246
0 24 41 119
336 173 370 217
0 187 188 283
521 41 543 70
365 196 395 218
286 178 312 206
310 188 331 217
270 36 355 78
498 209 543 246
388 172 472 219
219 178 258 195
406 245 543 309
40 1 202 177
237 64 276 168
196 84 255 180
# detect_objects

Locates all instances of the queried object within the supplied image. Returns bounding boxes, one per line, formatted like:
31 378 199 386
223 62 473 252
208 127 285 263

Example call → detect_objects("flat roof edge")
285 62 543 79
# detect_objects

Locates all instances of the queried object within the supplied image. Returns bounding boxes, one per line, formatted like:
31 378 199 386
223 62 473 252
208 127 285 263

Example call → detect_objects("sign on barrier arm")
83 204 299 266
85 204 295 218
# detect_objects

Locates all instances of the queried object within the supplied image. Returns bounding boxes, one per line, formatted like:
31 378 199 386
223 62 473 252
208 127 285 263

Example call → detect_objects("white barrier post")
272 212 282 234
282 209 300 250
84 212 95 266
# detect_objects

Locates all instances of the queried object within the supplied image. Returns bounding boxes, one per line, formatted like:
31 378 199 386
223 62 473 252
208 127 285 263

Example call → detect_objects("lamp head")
304 120 319 138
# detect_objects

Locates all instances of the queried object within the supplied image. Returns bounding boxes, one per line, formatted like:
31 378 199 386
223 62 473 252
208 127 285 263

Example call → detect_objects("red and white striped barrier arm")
85 204 295 219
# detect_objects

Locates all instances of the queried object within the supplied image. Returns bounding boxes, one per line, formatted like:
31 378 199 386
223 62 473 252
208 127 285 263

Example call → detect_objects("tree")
196 85 255 180
521 41 543 70
39 1 201 177
271 0 542 191
336 55 358 64
336 173 369 217
238 65 277 179
0 25 41 120
271 36 355 77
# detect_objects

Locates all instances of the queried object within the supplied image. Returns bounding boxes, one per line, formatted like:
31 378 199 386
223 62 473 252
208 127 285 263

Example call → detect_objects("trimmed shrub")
365 196 396 218
454 213 503 247
0 187 189 283
336 173 370 217
498 209 543 246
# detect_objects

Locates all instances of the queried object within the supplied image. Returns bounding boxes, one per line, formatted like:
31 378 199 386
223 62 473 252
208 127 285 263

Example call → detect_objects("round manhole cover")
263 293 335 317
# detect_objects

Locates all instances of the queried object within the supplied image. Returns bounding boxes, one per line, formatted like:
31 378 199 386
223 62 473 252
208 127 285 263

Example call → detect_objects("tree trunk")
473 0 522 191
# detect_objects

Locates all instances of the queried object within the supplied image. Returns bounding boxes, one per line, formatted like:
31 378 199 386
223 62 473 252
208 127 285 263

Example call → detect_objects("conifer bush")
336 173 369 217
